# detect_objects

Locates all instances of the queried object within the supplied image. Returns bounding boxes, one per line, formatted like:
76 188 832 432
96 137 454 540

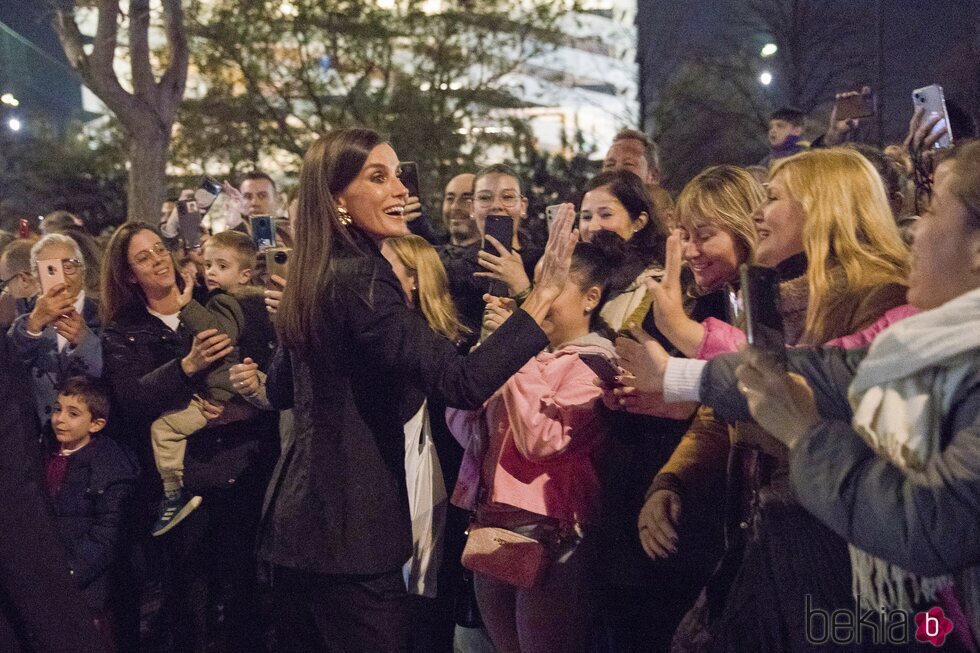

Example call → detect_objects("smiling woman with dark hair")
262 127 580 651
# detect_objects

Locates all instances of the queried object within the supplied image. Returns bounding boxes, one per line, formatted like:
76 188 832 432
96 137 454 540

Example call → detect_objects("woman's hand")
475 237 531 297
646 230 704 358
735 348 819 449
265 275 286 314
178 270 195 308
823 89 866 146
520 203 578 322
638 489 682 559
404 196 423 223
53 310 89 347
482 294 516 335
905 105 946 155
181 328 234 377
229 357 262 397
607 379 698 419
200 398 226 423
26 284 74 333
615 327 670 394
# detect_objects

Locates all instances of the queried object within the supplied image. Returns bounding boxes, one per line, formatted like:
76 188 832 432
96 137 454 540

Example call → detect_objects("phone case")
482 215 513 253
178 200 203 249
251 216 277 251
835 92 875 121
579 353 620 385
37 258 66 295
740 265 787 367
265 247 290 282
399 162 420 200
545 205 561 233
913 85 954 149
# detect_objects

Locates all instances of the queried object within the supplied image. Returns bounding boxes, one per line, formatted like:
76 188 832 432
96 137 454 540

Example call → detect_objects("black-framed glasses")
0 271 26 294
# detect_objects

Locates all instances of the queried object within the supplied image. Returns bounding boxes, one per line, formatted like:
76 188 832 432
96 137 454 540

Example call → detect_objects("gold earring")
337 206 352 226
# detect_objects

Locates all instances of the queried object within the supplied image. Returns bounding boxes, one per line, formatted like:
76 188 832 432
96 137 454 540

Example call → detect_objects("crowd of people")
1 93 979 653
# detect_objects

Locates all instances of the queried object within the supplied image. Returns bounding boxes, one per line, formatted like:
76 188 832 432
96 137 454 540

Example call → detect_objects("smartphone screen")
251 215 277 251
37 258 66 295
579 352 621 386
913 84 954 149
399 162 421 203
739 264 787 368
834 90 875 121
177 200 203 249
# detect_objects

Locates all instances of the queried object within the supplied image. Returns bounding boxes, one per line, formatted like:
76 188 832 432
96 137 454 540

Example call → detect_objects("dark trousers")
272 565 409 653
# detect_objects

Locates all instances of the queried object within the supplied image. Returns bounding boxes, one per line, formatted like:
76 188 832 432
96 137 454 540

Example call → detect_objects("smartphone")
37 258 66 295
193 176 223 213
482 214 514 297
177 199 203 249
265 247 291 283
834 88 875 121
400 162 421 202
739 264 787 368
912 84 954 149
482 214 513 254
251 215 277 251
579 352 621 386
545 204 561 234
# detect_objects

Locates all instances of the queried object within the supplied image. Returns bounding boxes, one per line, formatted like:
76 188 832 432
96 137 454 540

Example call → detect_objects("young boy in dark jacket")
46 375 139 648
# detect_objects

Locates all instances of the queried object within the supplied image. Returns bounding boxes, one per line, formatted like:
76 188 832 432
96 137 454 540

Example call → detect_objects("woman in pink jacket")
447 231 627 653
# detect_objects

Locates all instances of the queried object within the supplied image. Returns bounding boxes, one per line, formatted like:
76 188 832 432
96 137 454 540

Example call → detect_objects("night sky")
636 0 979 145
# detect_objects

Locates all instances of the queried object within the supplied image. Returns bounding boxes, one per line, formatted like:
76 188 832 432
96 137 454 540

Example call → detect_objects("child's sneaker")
151 490 202 536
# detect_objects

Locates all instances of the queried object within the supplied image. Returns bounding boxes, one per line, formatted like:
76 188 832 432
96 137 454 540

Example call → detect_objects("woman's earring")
337 206 352 226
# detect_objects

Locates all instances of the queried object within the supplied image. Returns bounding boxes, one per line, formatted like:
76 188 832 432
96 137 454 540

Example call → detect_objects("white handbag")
402 400 448 597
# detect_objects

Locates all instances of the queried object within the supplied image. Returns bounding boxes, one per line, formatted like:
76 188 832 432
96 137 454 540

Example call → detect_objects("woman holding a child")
100 222 277 652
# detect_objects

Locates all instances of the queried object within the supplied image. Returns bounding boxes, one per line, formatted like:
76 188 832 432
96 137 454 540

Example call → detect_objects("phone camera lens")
274 252 288 264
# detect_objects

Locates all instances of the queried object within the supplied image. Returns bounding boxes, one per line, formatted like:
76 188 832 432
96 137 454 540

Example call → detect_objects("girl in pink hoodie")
447 232 628 653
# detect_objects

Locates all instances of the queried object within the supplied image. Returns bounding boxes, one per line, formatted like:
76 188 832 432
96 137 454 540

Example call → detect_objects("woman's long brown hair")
277 127 383 349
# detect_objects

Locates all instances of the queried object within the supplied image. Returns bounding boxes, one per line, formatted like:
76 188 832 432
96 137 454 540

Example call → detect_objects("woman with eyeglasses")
473 163 544 300
99 222 279 651
8 233 102 425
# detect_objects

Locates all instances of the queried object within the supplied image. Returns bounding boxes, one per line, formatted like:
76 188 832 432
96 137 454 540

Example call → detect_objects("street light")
1 93 18 107
8 117 22 132
760 43 778 57
759 71 773 86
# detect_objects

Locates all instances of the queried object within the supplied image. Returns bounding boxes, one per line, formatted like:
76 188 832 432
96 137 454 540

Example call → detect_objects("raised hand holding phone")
27 282 74 333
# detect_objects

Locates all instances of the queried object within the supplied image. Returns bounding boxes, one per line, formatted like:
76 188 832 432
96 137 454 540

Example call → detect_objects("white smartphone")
912 84 954 149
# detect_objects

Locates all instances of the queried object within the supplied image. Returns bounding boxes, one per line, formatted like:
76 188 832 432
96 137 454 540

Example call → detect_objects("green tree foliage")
175 0 575 222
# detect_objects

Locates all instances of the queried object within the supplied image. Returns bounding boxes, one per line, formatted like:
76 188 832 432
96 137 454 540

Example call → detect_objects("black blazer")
259 229 549 575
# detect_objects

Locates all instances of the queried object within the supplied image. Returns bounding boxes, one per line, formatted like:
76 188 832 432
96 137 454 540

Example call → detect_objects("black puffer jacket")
101 301 278 499
48 436 139 611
